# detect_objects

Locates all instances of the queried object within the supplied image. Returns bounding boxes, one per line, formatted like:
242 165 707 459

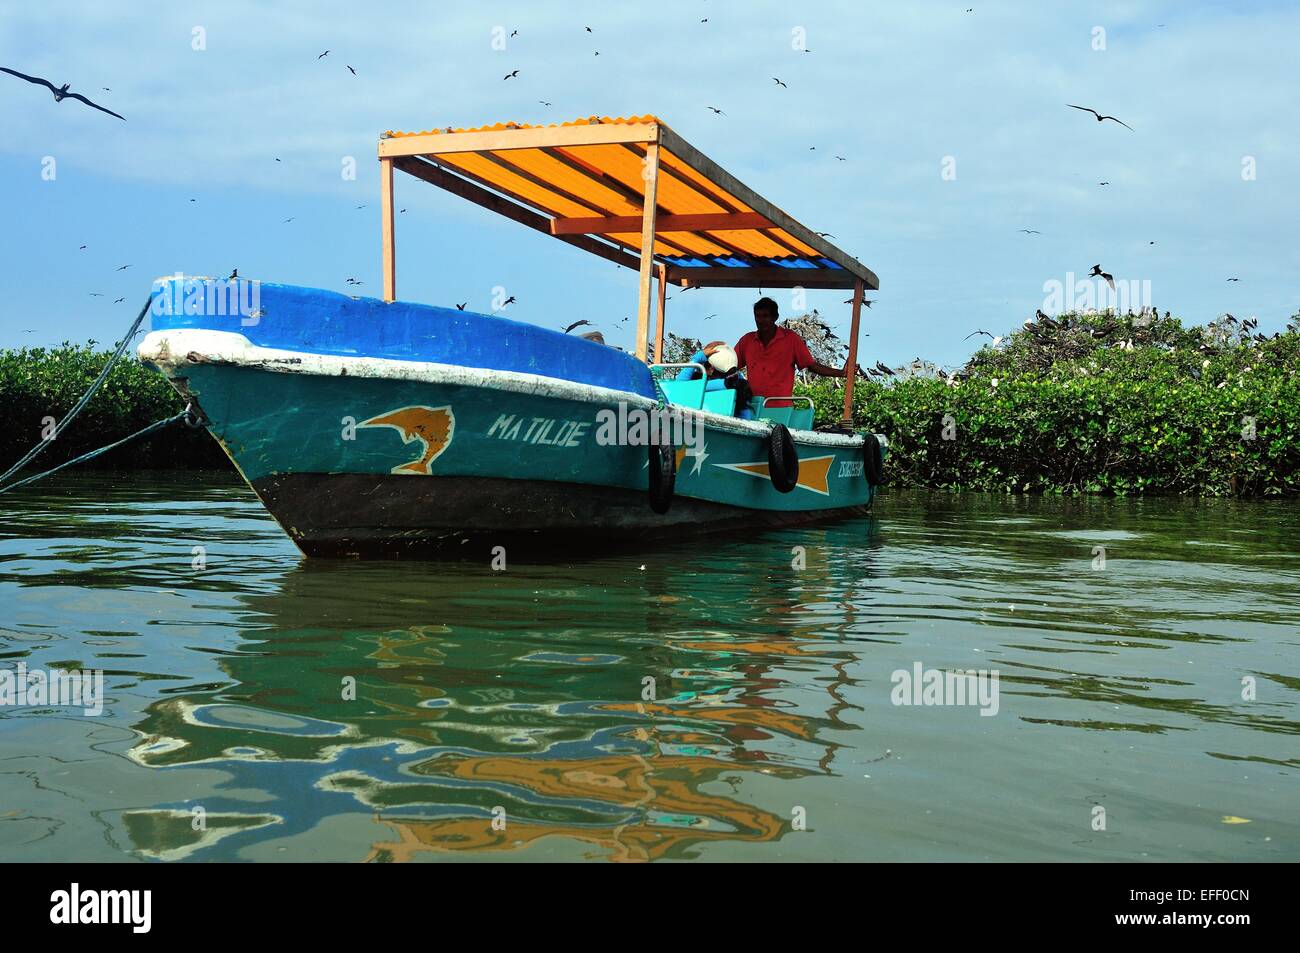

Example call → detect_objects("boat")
137 115 886 557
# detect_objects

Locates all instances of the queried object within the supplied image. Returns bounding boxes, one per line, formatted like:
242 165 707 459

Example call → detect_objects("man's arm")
807 360 847 378
793 337 847 378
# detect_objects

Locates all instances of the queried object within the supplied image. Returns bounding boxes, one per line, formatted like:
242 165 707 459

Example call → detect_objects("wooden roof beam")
551 212 773 235
667 266 859 290
379 122 660 158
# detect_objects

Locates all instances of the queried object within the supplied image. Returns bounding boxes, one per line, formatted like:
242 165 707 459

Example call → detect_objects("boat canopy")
376 115 876 425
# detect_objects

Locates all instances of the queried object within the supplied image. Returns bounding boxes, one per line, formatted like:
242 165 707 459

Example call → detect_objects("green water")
1 472 1296 862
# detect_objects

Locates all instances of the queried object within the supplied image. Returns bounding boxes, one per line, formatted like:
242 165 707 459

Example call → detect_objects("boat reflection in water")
124 525 882 861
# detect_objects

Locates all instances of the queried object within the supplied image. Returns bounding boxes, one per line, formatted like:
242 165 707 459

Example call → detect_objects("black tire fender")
648 441 676 514
767 424 799 493
862 433 884 485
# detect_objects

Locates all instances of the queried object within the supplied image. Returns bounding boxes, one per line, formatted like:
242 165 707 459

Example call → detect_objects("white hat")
706 344 738 374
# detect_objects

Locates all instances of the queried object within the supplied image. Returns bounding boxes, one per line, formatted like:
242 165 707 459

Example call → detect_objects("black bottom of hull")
250 473 873 558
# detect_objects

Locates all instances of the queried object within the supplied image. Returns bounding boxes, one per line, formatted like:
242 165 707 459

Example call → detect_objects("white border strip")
138 329 876 449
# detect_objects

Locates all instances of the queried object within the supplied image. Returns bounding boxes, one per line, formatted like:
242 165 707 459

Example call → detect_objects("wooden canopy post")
380 157 396 302
841 278 864 428
634 140 660 361
653 263 667 363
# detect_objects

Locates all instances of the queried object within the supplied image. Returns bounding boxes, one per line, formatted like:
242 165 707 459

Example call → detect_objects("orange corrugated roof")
377 116 876 289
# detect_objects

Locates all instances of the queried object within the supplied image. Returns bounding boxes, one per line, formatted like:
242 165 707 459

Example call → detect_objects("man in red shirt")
734 297 848 407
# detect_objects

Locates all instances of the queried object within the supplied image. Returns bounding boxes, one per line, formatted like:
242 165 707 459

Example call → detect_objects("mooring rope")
0 405 202 495
0 295 153 488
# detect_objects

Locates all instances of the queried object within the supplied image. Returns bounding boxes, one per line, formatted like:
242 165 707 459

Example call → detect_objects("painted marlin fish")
360 405 455 475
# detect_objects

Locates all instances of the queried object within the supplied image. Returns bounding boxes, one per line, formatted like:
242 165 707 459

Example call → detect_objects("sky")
1 0 1297 368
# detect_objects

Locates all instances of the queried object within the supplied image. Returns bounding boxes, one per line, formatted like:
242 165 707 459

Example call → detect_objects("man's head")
753 297 779 334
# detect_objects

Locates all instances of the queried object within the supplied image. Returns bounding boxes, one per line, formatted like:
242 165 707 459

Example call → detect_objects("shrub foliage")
0 343 228 473
798 311 1300 495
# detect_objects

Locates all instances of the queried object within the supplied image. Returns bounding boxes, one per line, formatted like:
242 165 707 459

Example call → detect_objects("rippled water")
1 472 1296 862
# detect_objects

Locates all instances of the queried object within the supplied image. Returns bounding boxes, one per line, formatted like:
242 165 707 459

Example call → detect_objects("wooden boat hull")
139 279 882 558
252 473 872 557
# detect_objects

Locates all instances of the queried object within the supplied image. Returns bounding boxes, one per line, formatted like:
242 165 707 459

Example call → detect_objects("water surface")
1 472 1296 861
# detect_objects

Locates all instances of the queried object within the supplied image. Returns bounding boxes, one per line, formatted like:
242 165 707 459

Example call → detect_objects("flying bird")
842 297 874 308
455 302 467 311
773 78 787 88
1018 229 1041 234
115 264 130 271
965 329 994 340
113 297 125 304
1227 277 1240 281
503 70 519 80
707 106 725 115
1089 263 1116 291
815 231 834 238
228 268 238 280
318 51 329 59
1 67 125 120
563 319 593 334
1066 104 1133 131
346 65 356 75
500 295 517 307
539 100 552 106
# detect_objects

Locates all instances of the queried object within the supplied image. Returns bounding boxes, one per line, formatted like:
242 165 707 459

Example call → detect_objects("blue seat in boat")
652 363 755 418
701 389 737 415
658 376 705 409
753 397 815 431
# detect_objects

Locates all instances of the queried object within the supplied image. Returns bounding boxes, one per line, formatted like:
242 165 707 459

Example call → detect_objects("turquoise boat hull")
140 279 881 557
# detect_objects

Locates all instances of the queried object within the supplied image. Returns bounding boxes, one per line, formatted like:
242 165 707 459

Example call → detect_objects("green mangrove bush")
0 343 228 472
799 312 1300 496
